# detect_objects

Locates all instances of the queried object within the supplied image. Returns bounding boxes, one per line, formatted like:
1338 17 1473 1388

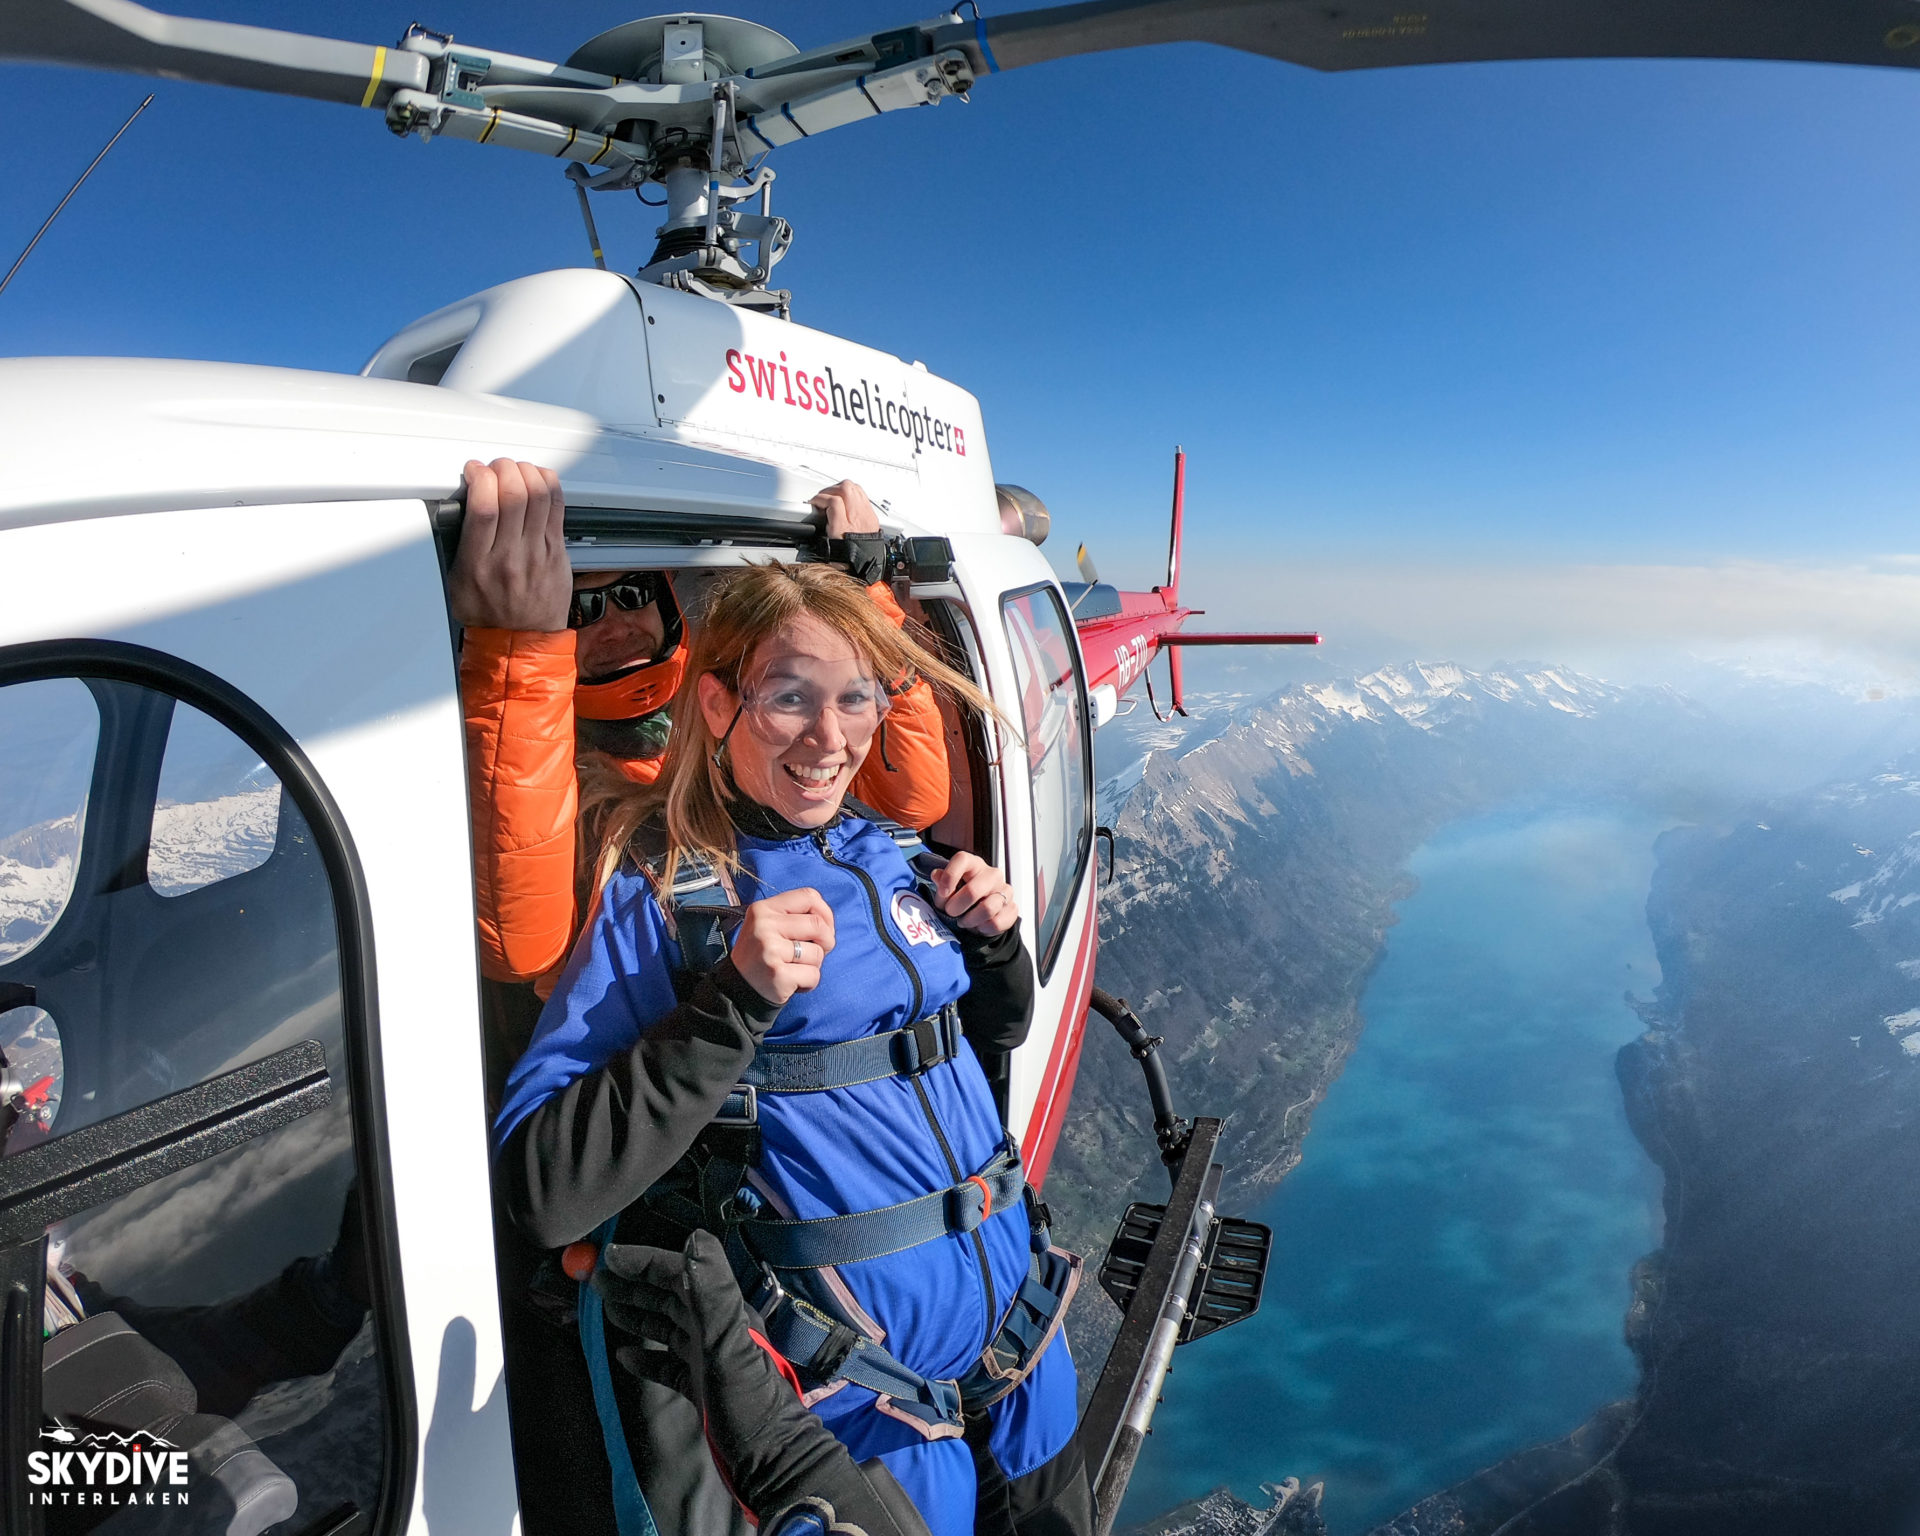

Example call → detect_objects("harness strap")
739 1145 1026 1270
577 1218 663 1536
753 1290 966 1433
747 1242 1079 1430
954 1246 1082 1410
665 862 741 977
842 797 925 861
742 1004 963 1093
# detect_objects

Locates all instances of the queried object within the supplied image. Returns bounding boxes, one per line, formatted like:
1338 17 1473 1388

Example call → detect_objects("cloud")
1195 556 1920 680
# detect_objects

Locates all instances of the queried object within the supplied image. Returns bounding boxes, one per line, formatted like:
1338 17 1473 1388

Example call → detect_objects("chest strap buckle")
710 1085 759 1127
892 1009 950 1076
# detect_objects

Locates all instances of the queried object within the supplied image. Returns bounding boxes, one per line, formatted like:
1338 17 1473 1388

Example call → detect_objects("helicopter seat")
42 1309 299 1536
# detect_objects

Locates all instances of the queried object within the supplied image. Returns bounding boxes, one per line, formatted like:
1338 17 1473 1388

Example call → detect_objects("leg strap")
747 1207 1081 1432
955 1245 1083 1411
754 1288 967 1434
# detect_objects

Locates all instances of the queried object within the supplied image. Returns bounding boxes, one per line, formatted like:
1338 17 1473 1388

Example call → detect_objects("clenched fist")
731 888 836 1005
927 852 1019 937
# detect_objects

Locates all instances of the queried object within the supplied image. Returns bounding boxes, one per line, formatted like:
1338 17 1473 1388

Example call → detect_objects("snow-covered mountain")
1089 662 1678 897
1093 664 1642 830
0 789 280 960
1096 690 1259 824
1300 661 1628 728
148 787 280 896
0 814 80 964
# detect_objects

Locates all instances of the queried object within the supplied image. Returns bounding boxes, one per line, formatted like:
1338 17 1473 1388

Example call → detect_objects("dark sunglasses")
568 572 665 629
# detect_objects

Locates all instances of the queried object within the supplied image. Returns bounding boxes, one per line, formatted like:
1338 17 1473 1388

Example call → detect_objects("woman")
492 563 1089 1536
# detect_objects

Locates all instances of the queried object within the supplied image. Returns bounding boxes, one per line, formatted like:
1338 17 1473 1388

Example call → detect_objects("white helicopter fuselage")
0 271 1097 1535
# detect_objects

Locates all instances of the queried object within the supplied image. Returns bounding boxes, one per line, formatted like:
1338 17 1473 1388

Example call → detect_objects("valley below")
1051 663 1920 1536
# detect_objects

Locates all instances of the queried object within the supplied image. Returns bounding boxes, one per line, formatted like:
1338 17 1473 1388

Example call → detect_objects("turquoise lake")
1121 805 1669 1533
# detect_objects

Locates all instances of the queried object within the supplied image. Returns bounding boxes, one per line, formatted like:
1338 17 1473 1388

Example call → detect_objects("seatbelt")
578 1217 662 1536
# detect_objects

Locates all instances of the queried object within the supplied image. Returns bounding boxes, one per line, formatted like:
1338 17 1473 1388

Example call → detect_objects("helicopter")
0 3 1913 1536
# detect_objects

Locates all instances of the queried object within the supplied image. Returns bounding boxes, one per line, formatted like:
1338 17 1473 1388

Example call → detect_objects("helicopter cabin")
0 268 1097 1536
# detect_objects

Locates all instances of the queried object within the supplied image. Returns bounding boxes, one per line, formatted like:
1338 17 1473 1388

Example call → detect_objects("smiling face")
573 570 669 679
696 613 885 828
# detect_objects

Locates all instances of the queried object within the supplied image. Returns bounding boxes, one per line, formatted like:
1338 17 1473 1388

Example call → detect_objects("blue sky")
4 2 1918 667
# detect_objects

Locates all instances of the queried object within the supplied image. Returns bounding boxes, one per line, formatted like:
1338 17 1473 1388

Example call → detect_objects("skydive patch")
891 890 953 948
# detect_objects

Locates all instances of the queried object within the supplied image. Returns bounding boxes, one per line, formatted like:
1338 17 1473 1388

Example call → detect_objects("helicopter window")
0 677 99 966
0 1002 63 1157
1001 585 1094 982
149 700 281 897
0 665 398 1536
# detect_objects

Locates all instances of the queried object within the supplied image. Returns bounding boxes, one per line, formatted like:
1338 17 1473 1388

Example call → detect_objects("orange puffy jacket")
462 582 952 990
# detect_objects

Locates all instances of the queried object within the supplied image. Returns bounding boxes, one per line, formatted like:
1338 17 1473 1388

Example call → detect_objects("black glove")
826 532 889 587
593 1232 930 1536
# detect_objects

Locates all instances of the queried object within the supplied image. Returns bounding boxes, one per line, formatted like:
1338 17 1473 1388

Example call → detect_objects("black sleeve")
955 921 1034 1129
955 919 1034 1054
501 957 783 1249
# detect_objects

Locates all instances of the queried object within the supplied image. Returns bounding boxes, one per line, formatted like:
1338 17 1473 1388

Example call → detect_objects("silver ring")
792 939 807 963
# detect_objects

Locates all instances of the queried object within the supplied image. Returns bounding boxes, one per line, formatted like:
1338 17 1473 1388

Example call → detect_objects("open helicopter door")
0 500 502 1536
930 535 1099 1185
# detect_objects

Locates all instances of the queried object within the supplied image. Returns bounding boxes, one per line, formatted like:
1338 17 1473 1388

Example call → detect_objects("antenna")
0 93 153 299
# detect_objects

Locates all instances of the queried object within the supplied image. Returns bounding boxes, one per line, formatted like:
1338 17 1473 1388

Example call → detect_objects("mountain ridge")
1056 659 1705 1423
1075 668 1920 1532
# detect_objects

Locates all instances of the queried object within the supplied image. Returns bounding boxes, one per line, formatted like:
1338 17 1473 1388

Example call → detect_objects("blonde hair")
582 561 993 891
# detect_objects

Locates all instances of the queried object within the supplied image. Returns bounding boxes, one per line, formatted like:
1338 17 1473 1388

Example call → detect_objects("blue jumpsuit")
495 815 1078 1534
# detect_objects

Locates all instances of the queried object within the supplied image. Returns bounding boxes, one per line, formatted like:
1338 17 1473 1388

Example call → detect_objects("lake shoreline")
1117 803 1670 1532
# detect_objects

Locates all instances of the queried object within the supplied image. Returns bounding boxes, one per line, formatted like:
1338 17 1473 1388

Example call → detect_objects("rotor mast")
382 11 978 317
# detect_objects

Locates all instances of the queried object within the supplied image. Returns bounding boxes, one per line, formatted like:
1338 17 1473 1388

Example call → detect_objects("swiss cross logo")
891 890 953 948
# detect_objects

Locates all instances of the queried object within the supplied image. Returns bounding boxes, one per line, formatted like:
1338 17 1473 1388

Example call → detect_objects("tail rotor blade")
1164 445 1185 602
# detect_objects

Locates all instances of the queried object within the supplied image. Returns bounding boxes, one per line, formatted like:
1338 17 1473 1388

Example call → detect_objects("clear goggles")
730 655 892 748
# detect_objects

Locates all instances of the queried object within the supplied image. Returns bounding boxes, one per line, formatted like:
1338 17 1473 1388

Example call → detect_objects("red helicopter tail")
1074 447 1320 719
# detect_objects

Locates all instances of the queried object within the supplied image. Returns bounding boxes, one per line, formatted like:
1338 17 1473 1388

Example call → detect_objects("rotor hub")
565 14 797 85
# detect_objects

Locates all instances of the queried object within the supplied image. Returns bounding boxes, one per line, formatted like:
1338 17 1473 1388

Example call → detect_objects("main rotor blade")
1 0 427 107
956 0 1920 75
